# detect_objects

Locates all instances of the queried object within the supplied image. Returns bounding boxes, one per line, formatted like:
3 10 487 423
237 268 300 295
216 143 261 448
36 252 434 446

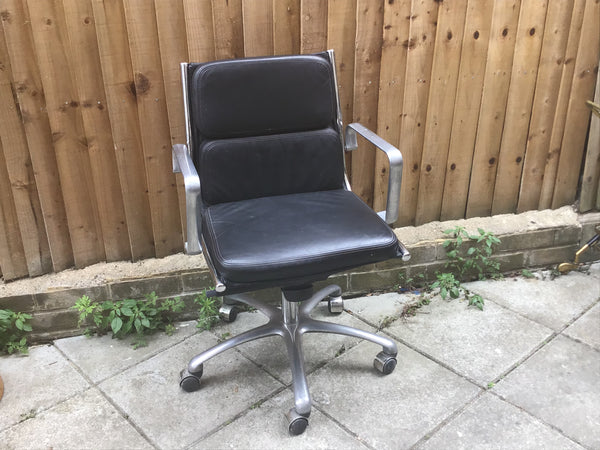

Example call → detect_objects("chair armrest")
172 144 202 255
344 123 403 225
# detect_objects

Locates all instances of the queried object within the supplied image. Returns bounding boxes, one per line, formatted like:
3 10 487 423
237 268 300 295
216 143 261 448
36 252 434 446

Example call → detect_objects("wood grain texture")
351 0 384 207
62 0 131 262
491 0 548 215
552 0 600 208
0 25 51 275
580 58 600 212
415 0 468 224
373 0 411 212
242 0 273 57
440 0 494 220
274 0 300 55
155 0 188 238
27 0 105 267
92 0 155 260
466 0 520 218
517 0 575 212
211 0 244 59
396 0 440 225
1 0 73 271
0 138 28 280
123 0 183 257
300 0 327 54
537 0 585 209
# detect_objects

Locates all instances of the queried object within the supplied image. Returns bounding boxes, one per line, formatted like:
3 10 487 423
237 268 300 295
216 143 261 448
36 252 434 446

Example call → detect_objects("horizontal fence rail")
0 0 598 280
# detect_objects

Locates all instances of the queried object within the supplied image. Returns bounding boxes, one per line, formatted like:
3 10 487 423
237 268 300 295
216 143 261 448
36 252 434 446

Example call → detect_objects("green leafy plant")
72 292 184 348
443 226 502 280
194 290 221 331
429 272 485 311
431 272 462 300
0 309 32 355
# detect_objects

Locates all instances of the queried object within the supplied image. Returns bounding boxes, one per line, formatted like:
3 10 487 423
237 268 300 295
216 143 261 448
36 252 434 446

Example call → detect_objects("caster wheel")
373 351 397 375
286 408 309 435
327 295 344 314
219 304 240 323
179 366 203 392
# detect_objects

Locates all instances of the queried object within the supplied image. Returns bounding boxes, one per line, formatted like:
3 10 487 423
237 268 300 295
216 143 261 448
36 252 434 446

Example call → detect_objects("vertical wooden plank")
465 0 520 218
62 0 131 262
580 65 599 211
211 0 244 59
395 0 440 225
517 0 575 212
373 0 411 212
350 0 384 207
155 0 188 240
273 0 300 55
552 0 600 208
122 0 183 257
182 0 215 62
440 0 494 220
491 0 548 215
0 139 28 280
415 0 468 225
300 0 327 54
91 0 155 260
27 0 105 267
0 23 51 276
242 0 273 57
327 0 356 175
537 0 585 209
1 0 73 271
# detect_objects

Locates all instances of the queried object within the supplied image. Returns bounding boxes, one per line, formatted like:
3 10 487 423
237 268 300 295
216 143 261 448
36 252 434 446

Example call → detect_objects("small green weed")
0 309 32 355
72 292 184 348
521 269 536 279
194 290 221 331
443 226 502 280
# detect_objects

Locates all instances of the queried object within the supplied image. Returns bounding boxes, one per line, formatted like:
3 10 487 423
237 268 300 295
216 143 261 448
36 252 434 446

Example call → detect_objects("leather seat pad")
201 189 401 284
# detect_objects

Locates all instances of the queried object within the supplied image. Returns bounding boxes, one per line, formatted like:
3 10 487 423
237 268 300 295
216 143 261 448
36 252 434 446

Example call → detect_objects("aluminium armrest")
344 123 403 225
172 144 202 255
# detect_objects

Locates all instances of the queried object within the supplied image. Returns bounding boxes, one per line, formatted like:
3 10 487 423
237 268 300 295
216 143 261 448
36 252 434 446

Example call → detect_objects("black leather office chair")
172 50 410 435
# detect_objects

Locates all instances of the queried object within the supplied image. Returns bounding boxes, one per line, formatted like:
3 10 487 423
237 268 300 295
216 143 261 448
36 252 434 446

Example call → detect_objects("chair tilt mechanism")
172 50 410 435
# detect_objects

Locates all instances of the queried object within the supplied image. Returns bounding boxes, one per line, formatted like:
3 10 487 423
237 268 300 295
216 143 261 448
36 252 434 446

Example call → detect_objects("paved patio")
0 264 599 449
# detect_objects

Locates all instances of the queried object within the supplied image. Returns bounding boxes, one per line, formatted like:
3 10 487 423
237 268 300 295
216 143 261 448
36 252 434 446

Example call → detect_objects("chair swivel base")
179 284 398 435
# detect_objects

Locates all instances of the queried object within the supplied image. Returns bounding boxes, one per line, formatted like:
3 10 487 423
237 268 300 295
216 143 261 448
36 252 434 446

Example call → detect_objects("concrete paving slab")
419 393 583 450
344 292 413 327
99 331 284 449
0 345 89 432
55 320 198 383
563 302 600 350
384 296 553 385
212 306 378 384
307 340 480 450
466 272 600 331
494 335 600 449
193 389 368 450
0 388 151 450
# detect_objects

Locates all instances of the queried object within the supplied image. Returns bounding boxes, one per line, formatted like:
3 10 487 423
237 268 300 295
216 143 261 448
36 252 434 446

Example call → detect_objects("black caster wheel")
286 408 309 435
219 304 240 322
327 295 344 314
373 351 397 375
179 366 203 392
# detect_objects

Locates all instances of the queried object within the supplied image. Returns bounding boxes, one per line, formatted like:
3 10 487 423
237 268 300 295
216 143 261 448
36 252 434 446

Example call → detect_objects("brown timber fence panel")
0 0 597 280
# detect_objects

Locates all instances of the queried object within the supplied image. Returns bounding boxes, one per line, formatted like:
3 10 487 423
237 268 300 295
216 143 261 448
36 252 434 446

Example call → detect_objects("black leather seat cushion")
201 189 402 285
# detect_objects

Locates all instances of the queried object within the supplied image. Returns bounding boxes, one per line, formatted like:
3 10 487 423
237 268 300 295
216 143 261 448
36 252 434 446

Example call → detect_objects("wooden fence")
0 0 598 280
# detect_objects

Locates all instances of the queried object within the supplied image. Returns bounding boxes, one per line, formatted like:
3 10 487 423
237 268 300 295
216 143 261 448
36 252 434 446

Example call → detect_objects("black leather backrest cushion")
190 54 337 139
199 128 344 205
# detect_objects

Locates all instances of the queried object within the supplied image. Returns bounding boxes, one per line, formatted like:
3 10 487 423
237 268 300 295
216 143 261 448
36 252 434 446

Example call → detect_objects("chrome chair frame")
172 50 410 434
